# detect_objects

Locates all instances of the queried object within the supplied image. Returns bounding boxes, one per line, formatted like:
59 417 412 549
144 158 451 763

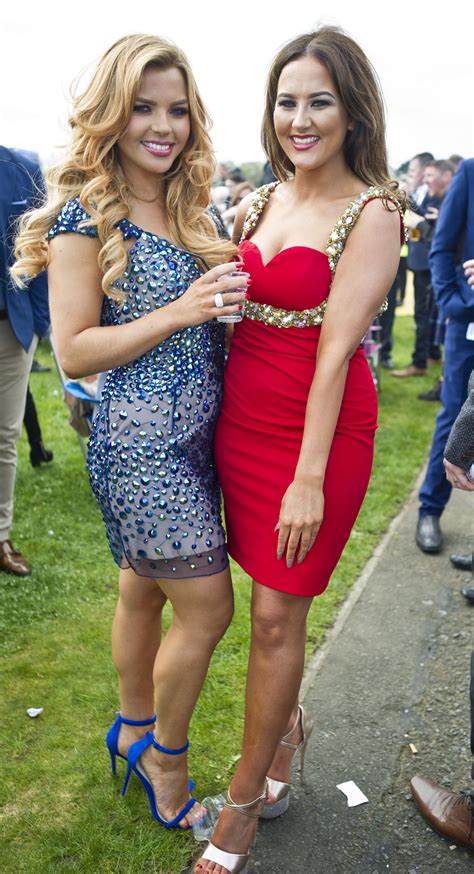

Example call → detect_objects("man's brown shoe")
410 775 474 850
392 365 427 377
0 540 32 576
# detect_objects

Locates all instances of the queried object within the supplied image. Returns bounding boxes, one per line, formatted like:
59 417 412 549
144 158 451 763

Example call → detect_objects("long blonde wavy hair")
12 34 236 295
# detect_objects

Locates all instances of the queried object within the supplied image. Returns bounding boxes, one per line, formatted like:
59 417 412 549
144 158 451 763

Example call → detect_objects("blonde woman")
13 34 248 830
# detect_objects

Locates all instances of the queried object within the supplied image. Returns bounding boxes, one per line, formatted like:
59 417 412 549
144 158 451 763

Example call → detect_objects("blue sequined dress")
49 199 228 579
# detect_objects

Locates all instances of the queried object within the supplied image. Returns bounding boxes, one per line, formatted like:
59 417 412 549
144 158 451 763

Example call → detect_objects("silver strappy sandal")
261 704 314 820
198 784 268 873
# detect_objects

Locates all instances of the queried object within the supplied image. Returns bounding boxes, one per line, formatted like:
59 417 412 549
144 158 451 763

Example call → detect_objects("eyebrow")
277 91 335 99
135 97 189 106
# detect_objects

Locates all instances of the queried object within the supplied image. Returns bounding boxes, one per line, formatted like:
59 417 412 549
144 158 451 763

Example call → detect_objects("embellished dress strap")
324 186 406 283
240 182 280 242
48 197 98 240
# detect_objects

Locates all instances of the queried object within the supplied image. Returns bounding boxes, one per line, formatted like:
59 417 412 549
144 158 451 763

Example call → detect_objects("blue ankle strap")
118 712 156 727
126 731 190 775
152 735 190 755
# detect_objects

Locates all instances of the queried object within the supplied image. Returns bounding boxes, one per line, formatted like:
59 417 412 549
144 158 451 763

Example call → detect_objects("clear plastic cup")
189 793 226 842
216 271 247 323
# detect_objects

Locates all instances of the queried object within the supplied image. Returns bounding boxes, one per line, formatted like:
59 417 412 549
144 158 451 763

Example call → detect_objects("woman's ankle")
228 773 267 805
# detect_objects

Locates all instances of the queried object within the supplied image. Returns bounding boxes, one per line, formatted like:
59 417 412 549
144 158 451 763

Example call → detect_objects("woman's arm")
277 199 401 567
49 234 247 378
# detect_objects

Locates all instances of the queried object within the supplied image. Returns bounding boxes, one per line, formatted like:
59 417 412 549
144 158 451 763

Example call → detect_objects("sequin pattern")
240 184 405 328
48 198 228 579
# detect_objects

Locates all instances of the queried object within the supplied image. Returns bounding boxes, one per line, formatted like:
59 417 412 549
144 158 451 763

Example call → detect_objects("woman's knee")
251 591 309 650
174 595 234 647
210 598 234 642
251 607 291 649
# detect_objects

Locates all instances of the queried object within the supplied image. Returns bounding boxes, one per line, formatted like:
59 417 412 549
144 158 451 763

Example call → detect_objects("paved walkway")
251 480 474 873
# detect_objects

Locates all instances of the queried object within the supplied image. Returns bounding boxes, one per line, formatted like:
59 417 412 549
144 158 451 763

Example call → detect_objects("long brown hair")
262 27 405 204
12 34 236 295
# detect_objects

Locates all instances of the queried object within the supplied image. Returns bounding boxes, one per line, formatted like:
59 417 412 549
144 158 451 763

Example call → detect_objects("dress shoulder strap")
240 182 280 242
324 186 407 282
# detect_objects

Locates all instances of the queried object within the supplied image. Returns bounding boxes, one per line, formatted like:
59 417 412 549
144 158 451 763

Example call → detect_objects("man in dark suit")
416 158 474 552
0 146 49 575
393 155 453 377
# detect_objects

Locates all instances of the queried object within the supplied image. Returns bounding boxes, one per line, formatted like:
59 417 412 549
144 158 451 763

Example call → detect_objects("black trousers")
379 257 407 362
412 270 433 369
23 385 43 449
411 270 442 368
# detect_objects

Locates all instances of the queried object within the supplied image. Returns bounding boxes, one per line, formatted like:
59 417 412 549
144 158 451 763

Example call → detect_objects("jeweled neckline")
119 217 183 251
119 218 204 268
240 183 401 279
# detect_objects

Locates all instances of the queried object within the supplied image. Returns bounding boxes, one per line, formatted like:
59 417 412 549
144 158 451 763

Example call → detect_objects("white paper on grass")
27 707 43 718
336 780 368 807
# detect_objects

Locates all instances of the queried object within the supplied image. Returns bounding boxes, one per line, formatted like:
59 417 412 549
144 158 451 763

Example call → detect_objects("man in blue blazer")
416 158 474 551
0 146 49 575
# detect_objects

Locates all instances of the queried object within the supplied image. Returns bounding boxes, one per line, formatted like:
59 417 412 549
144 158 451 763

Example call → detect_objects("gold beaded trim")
245 297 328 328
241 183 401 328
324 187 406 277
240 181 279 242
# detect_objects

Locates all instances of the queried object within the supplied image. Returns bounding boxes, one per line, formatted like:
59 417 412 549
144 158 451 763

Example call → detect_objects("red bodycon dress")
214 184 404 597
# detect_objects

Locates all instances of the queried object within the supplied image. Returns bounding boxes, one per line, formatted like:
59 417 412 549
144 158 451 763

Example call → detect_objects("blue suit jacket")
429 158 474 324
0 145 49 350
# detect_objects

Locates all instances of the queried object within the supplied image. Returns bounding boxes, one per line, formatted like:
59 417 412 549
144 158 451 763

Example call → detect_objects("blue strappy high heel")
122 731 197 829
106 712 156 777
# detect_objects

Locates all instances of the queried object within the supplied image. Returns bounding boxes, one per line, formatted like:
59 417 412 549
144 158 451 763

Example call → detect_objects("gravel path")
251 482 474 873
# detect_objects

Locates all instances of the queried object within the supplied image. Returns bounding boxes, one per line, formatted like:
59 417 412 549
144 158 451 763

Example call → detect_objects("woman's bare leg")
194 582 312 873
112 567 167 754
137 567 234 827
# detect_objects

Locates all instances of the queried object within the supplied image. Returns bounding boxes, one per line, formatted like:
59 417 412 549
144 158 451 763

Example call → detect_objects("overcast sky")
1 0 473 171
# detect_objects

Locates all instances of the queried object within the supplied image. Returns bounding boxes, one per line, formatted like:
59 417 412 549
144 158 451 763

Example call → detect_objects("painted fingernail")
287 559 293 569
239 305 244 310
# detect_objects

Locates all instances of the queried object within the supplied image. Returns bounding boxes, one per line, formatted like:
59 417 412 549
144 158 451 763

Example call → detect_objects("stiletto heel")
261 704 314 820
109 749 117 777
105 711 156 779
198 784 268 873
124 731 197 829
299 742 307 784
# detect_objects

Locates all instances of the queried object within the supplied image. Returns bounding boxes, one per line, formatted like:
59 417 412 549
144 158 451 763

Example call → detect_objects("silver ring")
214 292 224 308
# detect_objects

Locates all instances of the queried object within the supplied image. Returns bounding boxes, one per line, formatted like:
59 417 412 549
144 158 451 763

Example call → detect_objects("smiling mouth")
289 135 321 150
141 141 174 155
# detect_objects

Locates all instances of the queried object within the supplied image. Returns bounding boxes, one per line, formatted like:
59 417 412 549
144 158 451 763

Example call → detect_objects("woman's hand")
276 476 324 568
171 262 249 329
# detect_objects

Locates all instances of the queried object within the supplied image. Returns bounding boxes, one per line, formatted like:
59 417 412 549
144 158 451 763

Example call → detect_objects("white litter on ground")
27 707 43 718
336 780 369 807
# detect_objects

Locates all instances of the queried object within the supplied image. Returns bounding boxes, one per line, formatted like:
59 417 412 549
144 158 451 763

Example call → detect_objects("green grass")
0 317 440 873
